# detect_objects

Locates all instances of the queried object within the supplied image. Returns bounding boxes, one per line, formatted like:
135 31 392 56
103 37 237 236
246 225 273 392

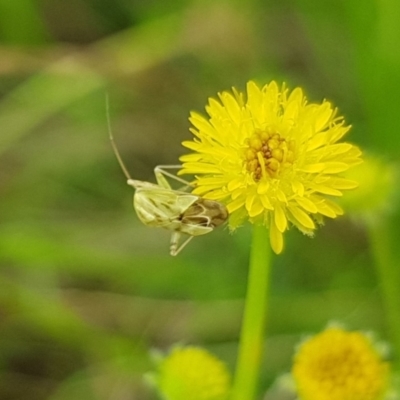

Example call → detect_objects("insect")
107 109 228 256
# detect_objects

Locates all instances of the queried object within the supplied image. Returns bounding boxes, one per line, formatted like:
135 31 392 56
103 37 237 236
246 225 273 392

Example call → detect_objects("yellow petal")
265 81 279 100
257 180 270 194
179 153 203 163
295 196 318 213
274 203 287 232
249 199 264 217
315 102 333 131
298 163 326 173
181 140 202 152
331 125 351 142
321 162 350 173
327 142 353 155
311 184 342 196
328 178 359 190
231 188 243 200
245 193 255 212
324 199 344 215
287 87 303 104
189 114 217 139
291 180 305 196
283 97 299 126
313 199 337 218
194 188 227 200
220 92 241 125
306 132 329 151
227 197 245 213
270 218 284 254
182 163 221 174
288 206 315 229
276 188 287 203
246 81 262 106
197 177 228 186
344 157 364 167
227 178 244 191
207 97 226 118
260 195 273 210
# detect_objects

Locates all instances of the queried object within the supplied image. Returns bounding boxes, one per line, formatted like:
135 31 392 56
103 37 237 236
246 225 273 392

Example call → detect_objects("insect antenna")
106 94 132 181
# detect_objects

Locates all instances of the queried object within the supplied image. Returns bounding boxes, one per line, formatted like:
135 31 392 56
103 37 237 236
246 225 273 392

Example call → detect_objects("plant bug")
107 104 228 255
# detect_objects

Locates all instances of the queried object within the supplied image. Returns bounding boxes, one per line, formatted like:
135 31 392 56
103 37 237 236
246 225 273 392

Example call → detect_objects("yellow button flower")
292 327 390 400
179 81 362 253
154 346 231 400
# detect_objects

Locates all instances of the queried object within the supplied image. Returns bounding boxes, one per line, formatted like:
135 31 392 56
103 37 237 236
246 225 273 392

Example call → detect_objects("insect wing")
178 198 229 236
133 187 198 228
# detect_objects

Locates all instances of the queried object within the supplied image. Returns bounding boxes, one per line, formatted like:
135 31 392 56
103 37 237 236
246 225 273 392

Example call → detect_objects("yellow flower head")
292 326 391 400
179 81 362 253
154 346 231 400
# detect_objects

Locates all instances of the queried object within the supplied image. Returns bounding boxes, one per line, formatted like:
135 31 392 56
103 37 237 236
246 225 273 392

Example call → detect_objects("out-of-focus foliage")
0 0 399 399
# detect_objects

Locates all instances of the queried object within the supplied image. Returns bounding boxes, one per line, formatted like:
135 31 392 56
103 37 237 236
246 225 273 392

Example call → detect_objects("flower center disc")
244 130 295 180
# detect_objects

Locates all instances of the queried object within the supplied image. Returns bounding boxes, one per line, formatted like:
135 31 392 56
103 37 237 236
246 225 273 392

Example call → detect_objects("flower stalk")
368 219 400 361
232 224 272 400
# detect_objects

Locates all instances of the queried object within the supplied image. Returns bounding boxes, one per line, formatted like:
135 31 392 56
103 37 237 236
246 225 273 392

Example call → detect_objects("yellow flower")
179 81 362 253
292 326 391 400
155 346 231 400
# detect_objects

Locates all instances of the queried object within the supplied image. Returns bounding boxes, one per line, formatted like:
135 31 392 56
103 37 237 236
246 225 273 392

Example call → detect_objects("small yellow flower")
179 81 362 253
292 326 391 400
154 346 231 400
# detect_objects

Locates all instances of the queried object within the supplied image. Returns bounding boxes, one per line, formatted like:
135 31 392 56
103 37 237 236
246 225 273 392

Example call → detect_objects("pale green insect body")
131 180 199 229
108 109 228 255
128 177 228 255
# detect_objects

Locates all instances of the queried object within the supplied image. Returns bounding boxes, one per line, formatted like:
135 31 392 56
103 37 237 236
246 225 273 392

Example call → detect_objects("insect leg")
169 231 194 256
154 165 194 191
106 95 133 182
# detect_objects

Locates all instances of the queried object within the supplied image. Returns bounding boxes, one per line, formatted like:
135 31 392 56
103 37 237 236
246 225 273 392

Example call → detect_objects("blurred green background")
1 0 400 399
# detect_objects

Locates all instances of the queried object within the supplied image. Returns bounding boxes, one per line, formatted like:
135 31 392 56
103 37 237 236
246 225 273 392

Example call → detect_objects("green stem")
231 224 272 400
368 219 400 359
